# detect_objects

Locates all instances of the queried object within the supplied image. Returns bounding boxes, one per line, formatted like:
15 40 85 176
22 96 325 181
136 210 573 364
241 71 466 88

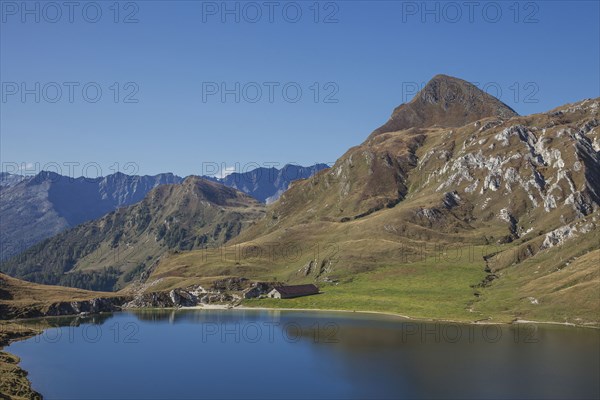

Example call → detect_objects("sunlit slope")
147 76 599 324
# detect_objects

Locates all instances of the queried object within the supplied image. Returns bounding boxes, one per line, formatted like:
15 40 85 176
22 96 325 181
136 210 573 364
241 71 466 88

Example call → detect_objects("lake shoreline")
0 322 43 399
4 303 598 329
179 303 600 329
5 307 600 400
1 304 597 399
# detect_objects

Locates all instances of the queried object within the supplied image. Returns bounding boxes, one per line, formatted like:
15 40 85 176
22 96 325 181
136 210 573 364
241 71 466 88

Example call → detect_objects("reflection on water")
7 310 600 399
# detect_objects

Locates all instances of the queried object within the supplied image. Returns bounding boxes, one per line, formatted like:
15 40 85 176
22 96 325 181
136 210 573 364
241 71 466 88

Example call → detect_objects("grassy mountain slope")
0 272 121 319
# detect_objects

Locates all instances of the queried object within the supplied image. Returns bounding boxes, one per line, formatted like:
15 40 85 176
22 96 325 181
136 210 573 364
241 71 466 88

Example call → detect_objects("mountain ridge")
205 163 330 203
0 164 326 261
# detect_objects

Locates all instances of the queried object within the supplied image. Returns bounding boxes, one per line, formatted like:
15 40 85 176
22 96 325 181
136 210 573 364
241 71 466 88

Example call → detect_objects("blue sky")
1 0 599 178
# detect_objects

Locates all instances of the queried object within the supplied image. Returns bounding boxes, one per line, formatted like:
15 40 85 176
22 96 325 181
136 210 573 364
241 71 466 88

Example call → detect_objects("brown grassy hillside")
145 76 599 325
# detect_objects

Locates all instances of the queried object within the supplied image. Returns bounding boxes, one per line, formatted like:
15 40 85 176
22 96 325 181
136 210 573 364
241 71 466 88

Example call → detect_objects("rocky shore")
0 323 43 400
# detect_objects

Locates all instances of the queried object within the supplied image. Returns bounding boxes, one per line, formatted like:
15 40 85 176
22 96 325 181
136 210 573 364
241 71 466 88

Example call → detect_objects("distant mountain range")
1 177 264 290
205 163 329 203
0 164 327 261
0 173 26 189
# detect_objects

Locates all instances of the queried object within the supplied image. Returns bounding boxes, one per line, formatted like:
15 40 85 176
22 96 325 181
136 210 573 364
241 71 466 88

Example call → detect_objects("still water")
7 310 600 399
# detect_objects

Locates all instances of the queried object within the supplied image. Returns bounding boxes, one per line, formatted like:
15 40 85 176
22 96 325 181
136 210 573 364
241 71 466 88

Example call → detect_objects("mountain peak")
175 176 257 206
371 75 518 136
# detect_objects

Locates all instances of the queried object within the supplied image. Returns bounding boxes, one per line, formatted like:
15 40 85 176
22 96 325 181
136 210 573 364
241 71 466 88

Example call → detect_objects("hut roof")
273 284 319 296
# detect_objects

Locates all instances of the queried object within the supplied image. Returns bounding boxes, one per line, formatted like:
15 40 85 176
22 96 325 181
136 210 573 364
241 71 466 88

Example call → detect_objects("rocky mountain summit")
243 77 599 239
371 74 518 136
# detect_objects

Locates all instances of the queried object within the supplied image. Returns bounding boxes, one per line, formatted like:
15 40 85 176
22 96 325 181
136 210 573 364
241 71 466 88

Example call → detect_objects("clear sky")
1 0 599 178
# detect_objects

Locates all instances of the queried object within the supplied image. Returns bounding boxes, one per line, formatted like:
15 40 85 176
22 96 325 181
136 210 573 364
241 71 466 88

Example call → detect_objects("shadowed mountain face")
371 74 518 137
210 164 330 203
0 177 265 291
0 172 183 261
43 171 185 226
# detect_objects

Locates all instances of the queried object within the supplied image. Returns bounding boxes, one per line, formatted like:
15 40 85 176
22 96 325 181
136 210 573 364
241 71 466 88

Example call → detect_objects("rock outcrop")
124 278 281 307
124 289 199 308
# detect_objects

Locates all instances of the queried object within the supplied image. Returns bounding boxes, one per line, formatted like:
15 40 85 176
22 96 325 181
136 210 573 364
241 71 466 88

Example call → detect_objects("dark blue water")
7 310 600 399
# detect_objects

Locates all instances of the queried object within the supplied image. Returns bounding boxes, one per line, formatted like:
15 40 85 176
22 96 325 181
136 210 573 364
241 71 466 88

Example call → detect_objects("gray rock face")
124 289 200 308
168 289 198 307
124 287 237 308
206 164 330 203
242 282 277 299
430 116 600 218
199 293 235 304
124 279 279 307
0 173 26 189
539 219 596 250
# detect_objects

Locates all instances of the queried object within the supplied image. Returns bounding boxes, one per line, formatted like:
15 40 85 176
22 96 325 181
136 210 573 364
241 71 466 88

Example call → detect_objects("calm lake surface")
7 310 600 399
